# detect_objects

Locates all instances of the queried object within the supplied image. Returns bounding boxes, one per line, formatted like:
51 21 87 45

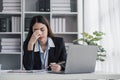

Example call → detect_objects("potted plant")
73 31 106 61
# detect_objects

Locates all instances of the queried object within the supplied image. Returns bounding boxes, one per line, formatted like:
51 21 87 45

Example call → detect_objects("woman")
23 15 67 72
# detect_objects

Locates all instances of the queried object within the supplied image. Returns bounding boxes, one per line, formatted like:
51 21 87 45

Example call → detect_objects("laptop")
49 44 98 74
63 44 98 74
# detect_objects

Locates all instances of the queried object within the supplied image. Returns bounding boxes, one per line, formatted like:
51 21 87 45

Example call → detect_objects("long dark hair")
25 15 54 43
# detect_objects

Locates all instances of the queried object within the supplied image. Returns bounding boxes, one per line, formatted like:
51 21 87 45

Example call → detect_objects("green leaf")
81 32 93 40
97 54 106 57
93 31 105 36
91 37 102 41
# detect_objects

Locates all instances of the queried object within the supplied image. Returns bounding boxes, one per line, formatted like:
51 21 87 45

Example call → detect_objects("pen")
46 61 65 68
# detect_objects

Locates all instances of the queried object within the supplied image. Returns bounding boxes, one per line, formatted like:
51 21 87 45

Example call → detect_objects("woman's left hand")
50 63 61 72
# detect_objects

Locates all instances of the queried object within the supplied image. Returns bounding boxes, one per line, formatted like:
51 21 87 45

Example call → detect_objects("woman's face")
32 22 48 44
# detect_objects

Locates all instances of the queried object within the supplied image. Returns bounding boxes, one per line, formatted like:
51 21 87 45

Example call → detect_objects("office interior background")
0 0 120 73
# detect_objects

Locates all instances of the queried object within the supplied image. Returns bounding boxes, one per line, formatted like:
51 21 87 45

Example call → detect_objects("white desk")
0 70 120 80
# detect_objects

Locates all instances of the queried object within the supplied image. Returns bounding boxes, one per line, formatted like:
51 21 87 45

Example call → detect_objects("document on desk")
7 70 48 74
7 70 33 73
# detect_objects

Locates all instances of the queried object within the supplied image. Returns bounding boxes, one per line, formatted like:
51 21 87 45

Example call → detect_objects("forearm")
27 42 34 50
23 50 34 70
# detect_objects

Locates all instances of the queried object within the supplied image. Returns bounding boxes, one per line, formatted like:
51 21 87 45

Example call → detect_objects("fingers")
29 30 41 45
33 30 41 39
32 30 41 40
50 63 61 72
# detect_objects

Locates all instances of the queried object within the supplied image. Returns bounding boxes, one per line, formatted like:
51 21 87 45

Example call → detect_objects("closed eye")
40 27 45 31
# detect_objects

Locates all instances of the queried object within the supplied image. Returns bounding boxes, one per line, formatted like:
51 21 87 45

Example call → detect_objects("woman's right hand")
28 30 41 50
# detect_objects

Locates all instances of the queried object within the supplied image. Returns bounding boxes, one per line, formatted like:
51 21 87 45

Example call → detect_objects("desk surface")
0 70 120 80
